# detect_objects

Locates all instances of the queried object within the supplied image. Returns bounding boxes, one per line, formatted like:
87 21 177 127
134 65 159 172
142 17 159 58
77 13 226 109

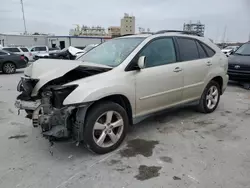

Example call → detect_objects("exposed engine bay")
15 64 111 141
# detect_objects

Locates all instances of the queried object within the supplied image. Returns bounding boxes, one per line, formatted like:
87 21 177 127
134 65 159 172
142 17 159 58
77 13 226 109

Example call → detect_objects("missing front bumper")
15 99 41 111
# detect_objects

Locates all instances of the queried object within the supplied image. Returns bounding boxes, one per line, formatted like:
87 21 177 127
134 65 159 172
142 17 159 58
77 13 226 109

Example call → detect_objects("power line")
20 0 27 34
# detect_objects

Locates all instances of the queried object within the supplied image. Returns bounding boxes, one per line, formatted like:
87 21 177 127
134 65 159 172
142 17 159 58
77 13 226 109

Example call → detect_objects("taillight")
20 55 25 60
29 52 32 56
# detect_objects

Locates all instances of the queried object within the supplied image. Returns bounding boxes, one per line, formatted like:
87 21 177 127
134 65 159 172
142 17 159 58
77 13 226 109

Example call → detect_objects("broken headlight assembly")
17 77 39 94
51 85 78 109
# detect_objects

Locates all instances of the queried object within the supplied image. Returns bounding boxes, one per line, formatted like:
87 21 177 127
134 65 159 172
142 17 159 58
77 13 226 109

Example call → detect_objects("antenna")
20 0 27 35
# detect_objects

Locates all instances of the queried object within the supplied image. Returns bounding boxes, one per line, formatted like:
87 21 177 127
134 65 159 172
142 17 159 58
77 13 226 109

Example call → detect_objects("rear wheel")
2 62 16 74
197 81 220 113
82 101 129 154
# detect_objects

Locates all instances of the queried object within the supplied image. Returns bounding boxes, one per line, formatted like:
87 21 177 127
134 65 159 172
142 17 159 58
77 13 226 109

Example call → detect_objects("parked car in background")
33 46 87 60
221 45 239 56
228 42 250 81
75 44 99 59
49 47 61 53
15 31 228 154
30 46 49 58
2 47 33 62
0 50 28 74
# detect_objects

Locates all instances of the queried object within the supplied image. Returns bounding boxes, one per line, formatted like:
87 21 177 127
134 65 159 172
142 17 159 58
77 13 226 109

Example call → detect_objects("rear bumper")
16 60 28 69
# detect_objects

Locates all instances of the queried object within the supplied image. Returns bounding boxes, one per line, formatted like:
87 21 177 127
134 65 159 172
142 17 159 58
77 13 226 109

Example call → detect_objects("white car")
15 31 228 154
221 46 239 56
2 47 33 62
75 44 99 59
30 46 49 58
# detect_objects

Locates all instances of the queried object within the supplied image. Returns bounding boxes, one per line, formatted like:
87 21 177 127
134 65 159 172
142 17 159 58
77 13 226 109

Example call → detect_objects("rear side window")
177 38 199 61
3 48 20 53
201 43 215 57
196 41 207 58
38 47 47 51
20 48 29 52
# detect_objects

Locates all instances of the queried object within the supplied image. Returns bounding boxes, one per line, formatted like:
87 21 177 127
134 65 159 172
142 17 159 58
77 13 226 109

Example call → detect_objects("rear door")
176 37 212 101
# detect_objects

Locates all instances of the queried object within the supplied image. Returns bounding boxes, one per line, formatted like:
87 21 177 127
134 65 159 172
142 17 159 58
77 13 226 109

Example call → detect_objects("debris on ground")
173 176 181 180
8 134 27 139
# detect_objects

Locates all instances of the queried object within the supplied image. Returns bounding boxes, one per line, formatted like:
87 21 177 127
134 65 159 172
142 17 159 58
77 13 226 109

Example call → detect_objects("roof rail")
154 30 202 36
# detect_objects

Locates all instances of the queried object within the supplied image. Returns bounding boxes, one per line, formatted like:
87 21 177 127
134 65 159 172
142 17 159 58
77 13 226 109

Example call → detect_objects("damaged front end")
15 62 111 141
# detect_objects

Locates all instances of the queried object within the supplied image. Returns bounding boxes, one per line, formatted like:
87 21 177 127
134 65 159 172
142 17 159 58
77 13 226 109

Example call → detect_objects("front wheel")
82 101 129 154
197 81 221 113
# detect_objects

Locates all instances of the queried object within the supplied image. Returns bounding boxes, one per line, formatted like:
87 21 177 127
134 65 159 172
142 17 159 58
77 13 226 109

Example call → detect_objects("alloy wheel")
206 85 219 109
92 111 124 148
3 63 15 74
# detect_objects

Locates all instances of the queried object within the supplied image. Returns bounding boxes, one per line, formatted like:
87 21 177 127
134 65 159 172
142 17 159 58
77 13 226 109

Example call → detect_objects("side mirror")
137 56 146 69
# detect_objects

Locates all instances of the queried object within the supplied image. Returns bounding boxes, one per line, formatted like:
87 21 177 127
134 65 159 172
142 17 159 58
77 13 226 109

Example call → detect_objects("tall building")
120 13 135 36
108 26 121 37
183 21 205 36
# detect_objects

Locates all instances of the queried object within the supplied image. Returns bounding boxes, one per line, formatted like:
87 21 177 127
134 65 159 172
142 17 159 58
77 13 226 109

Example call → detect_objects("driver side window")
139 38 176 68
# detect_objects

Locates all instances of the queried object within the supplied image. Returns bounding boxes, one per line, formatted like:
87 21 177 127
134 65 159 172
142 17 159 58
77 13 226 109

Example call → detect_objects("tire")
197 80 221 113
2 62 16 74
82 101 129 154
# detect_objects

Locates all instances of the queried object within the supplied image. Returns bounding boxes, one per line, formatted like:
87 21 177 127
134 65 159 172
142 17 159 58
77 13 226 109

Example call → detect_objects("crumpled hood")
25 59 112 96
24 59 82 79
24 59 111 79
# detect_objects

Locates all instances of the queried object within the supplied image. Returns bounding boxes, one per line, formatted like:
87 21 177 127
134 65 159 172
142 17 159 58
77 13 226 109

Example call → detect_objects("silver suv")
15 31 228 154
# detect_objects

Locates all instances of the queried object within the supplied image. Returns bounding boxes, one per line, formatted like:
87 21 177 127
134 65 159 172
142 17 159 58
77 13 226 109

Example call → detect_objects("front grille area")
228 64 250 71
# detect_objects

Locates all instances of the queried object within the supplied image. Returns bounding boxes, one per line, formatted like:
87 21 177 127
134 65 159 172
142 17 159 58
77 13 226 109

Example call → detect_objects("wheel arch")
90 94 133 125
211 76 223 94
76 94 133 129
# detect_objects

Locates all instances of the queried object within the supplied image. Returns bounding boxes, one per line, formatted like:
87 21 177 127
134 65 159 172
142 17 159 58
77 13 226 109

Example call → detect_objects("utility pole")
20 0 27 35
222 26 227 45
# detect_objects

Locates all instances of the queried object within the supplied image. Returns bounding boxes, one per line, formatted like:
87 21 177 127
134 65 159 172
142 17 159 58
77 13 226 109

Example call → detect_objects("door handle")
207 61 212 66
173 67 182 72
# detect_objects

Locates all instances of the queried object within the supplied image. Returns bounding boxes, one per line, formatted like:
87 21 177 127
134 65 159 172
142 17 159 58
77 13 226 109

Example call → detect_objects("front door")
135 37 184 116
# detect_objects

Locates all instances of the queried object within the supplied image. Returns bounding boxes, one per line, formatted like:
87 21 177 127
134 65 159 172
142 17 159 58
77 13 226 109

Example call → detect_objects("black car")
228 42 250 81
34 48 76 61
0 50 28 74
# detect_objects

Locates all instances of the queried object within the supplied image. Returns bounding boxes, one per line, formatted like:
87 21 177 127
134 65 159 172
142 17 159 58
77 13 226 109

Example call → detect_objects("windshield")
235 43 250 56
84 45 96 52
78 37 145 67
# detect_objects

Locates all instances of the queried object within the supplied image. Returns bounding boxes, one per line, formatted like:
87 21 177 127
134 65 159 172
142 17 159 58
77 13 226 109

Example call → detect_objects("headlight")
51 85 78 108
17 77 39 93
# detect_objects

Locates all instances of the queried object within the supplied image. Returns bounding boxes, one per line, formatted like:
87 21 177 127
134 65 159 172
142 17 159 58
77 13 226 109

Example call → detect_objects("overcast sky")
1 0 250 42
